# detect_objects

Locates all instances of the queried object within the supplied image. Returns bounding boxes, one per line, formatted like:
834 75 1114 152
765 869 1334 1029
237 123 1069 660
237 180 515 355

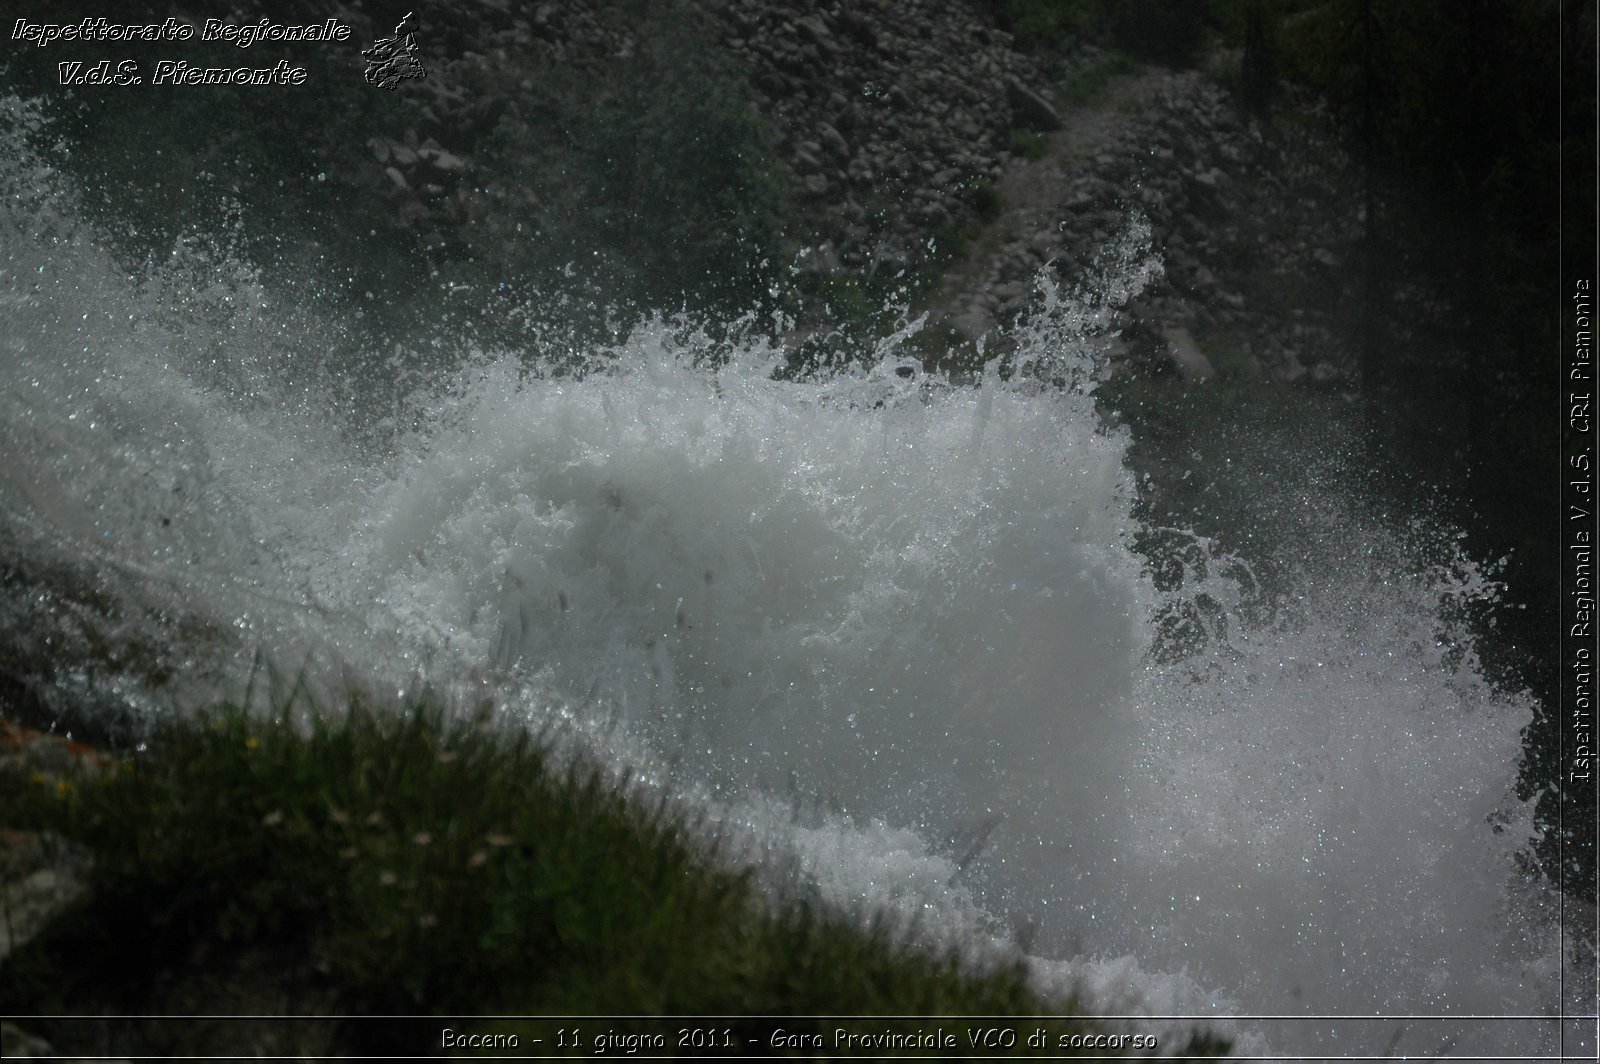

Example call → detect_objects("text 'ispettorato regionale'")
12 18 353 87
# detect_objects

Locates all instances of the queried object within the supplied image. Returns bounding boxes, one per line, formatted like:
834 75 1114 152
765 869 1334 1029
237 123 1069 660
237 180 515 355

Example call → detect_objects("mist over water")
0 105 1579 1059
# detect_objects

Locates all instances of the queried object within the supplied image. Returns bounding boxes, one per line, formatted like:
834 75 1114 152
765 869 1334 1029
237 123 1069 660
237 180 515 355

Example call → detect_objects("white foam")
0 104 1575 1057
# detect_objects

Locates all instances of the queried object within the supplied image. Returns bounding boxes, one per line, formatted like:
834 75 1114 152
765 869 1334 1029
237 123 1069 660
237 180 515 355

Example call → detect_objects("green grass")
1010 129 1051 160
1057 51 1139 108
966 176 1004 221
1 688 1231 1059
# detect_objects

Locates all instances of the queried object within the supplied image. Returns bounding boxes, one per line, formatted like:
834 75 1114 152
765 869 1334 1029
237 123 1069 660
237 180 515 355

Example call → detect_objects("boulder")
0 829 93 963
817 122 851 160
1160 325 1216 381
1005 76 1062 131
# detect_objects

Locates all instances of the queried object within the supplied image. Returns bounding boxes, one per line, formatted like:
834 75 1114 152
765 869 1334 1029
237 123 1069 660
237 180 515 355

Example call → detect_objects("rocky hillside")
330 0 1369 384
3 0 1373 386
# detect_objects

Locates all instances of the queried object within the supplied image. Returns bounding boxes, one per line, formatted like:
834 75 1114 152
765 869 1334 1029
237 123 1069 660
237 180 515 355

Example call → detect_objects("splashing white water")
0 101 1578 1059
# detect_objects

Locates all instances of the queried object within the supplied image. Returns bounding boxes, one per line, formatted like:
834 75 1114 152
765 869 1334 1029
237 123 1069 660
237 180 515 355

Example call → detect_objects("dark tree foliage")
1285 0 1587 898
981 0 1208 66
1237 0 1275 122
1105 0 1209 66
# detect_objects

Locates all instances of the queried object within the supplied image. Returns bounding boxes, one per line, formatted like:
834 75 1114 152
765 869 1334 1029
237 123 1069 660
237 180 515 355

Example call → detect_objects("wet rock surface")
0 723 115 1064
0 827 94 964
1 720 114 966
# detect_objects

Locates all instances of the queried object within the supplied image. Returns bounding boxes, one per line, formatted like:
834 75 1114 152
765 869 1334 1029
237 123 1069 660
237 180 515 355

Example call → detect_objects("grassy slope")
0 693 1230 1059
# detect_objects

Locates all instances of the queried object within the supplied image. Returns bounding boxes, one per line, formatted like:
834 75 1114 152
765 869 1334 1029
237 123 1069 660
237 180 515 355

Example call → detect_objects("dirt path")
921 66 1173 340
